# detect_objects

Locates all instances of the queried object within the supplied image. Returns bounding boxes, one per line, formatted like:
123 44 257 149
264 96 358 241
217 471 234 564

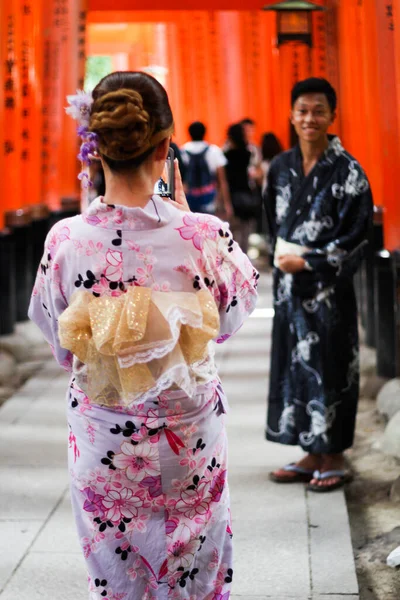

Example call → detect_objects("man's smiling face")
291 93 335 144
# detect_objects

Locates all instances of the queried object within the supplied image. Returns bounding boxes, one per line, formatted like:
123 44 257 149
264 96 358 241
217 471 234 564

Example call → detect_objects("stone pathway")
0 274 359 599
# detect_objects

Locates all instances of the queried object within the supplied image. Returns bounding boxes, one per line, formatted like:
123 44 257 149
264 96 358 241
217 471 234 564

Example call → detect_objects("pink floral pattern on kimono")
176 214 219 250
29 196 258 599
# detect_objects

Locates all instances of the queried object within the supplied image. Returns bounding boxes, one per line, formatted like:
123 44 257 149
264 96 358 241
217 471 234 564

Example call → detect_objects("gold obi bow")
58 287 220 407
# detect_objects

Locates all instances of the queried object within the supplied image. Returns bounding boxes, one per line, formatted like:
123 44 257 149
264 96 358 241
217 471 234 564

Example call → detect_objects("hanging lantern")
263 1 324 9
263 1 325 47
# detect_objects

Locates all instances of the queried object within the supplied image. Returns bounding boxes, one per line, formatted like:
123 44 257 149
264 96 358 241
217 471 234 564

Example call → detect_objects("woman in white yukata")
29 71 258 600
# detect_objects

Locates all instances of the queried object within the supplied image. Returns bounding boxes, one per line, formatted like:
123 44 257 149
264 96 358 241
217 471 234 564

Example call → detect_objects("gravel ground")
346 393 400 600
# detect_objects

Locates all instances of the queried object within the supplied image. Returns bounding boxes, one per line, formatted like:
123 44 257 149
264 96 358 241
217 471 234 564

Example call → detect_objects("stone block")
19 374 53 397
0 349 18 387
0 386 16 405
308 490 359 596
232 513 310 597
17 360 45 384
221 375 267 399
219 355 269 379
30 345 53 360
232 597 309 600
381 411 400 458
14 394 67 428
32 493 81 554
0 521 42 592
377 378 400 420
0 332 32 363
0 393 36 425
359 345 377 376
0 467 67 520
15 320 47 346
224 335 271 356
390 476 400 503
230 467 307 523
314 596 359 600
360 374 388 400
0 552 87 600
0 423 68 467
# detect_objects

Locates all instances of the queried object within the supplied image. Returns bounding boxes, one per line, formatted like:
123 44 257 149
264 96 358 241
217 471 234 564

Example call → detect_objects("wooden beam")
88 0 325 11
88 10 184 22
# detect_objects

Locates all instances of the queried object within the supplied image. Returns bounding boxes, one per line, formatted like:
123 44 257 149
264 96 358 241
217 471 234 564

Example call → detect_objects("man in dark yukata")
264 78 373 492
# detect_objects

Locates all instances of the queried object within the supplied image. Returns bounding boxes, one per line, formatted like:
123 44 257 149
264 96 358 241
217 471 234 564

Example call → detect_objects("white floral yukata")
29 196 258 600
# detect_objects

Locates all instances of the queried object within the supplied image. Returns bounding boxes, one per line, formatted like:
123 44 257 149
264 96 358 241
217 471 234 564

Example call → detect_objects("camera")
154 147 175 200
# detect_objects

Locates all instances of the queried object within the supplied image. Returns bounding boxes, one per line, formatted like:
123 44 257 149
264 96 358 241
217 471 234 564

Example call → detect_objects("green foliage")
85 56 112 91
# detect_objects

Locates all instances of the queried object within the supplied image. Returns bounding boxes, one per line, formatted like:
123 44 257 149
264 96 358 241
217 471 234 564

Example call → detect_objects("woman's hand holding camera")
163 159 190 212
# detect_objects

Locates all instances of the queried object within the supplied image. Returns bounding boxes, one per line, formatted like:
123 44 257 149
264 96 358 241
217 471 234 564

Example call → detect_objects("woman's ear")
154 137 170 161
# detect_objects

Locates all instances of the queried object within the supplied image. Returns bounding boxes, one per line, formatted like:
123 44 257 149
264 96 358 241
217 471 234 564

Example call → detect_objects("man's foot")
307 454 352 491
269 454 322 483
307 470 353 493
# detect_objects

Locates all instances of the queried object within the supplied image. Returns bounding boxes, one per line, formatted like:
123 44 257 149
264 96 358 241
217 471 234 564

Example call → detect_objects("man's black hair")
240 118 255 126
188 121 206 141
291 78 337 112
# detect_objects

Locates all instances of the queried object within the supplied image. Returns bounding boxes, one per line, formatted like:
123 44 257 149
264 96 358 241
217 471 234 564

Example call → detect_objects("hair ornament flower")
77 171 92 188
66 90 99 190
78 133 99 166
66 90 93 126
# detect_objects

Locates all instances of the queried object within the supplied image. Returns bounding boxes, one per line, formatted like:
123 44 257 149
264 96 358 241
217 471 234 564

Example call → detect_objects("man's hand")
278 254 307 274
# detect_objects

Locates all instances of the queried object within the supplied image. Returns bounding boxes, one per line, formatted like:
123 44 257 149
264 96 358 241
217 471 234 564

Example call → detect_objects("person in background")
257 133 284 261
170 140 186 182
264 77 373 492
240 117 262 170
224 123 260 254
181 121 232 217
260 132 283 194
29 71 258 599
240 118 265 235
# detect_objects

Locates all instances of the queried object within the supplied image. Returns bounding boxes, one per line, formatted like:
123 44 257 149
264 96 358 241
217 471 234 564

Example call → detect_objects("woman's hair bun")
90 88 154 161
89 72 174 170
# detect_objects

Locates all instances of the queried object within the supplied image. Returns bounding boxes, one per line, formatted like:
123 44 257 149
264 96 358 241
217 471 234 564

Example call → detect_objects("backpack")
185 146 217 212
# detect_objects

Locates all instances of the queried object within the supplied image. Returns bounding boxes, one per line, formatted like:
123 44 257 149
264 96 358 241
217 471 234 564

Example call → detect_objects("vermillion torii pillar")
374 0 400 251
1 0 22 218
60 0 89 208
20 0 43 210
41 0 66 212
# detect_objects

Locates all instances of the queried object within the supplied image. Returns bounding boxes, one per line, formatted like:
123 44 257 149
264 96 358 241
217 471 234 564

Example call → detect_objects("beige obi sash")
58 287 220 408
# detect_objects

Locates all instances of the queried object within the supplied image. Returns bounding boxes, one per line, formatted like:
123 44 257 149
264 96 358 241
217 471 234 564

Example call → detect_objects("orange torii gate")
0 0 87 225
0 0 88 332
0 0 399 249
86 9 329 149
0 0 400 373
87 0 400 250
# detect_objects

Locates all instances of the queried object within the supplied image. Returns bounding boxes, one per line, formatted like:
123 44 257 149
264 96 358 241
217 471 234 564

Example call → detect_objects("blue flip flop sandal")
307 469 353 493
269 463 315 483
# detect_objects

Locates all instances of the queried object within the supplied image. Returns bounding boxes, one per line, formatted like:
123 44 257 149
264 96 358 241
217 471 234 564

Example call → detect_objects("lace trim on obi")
58 287 220 407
